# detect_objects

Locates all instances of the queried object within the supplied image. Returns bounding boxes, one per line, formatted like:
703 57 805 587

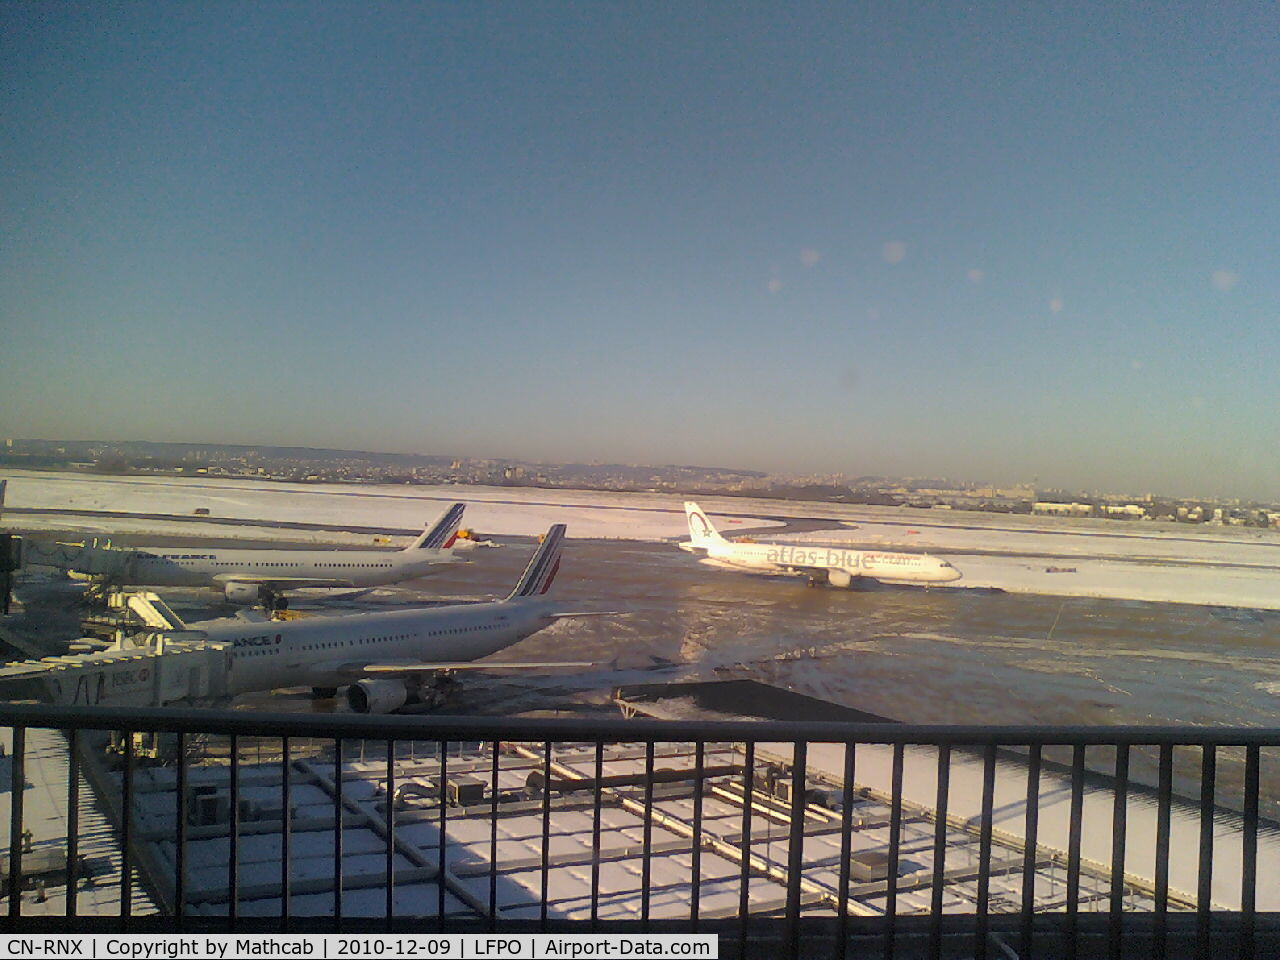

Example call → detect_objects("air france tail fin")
506 524 565 599
684 502 727 547
408 503 466 551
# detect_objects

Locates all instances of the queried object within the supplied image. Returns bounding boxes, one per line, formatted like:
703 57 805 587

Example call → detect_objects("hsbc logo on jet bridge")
764 546 861 568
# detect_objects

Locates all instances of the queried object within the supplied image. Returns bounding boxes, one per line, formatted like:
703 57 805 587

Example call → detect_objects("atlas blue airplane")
680 501 961 587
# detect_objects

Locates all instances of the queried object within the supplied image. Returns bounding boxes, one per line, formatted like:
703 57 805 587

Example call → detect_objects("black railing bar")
641 740 655 928
590 740 603 933
120 732 133 924
539 740 551 931
8 726 24 923
1108 744 1129 960
67 727 80 920
490 741 501 933
333 737 343 929
928 744 950 960
5 704 1280 746
437 739 447 932
1065 744 1085 960
837 742 855 960
1196 745 1215 959
974 743 996 960
1019 743 1040 960
1153 742 1171 960
784 741 807 960
1240 743 1259 960
281 736 291 933
385 739 395 931
690 740 704 932
884 742 904 960
229 733 239 929
737 741 753 959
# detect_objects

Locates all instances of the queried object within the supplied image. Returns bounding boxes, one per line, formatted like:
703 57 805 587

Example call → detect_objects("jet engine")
827 569 854 589
224 582 263 604
347 678 411 714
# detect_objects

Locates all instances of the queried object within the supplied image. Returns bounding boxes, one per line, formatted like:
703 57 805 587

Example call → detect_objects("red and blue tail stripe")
411 502 466 551
507 524 565 598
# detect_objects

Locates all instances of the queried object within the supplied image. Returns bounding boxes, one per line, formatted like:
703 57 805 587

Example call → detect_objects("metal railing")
0 703 1277 959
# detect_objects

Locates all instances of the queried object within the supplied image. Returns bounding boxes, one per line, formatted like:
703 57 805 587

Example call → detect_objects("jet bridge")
0 635 231 709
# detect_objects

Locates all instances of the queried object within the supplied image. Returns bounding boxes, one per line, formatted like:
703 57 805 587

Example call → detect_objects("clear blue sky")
2 2 1277 499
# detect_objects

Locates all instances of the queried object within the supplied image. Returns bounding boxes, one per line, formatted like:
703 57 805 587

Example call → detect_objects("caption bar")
0 935 717 960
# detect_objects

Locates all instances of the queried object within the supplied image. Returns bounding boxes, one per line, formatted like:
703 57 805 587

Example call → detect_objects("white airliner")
191 523 590 712
68 503 469 605
680 501 961 587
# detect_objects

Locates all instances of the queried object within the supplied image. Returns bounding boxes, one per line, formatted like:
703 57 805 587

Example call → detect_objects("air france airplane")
194 524 589 712
69 503 468 605
680 501 961 587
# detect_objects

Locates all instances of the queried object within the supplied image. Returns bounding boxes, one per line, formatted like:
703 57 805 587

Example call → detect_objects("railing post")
1241 744 1259 960
1108 743 1129 960
67 728 81 920
229 733 239 929
928 744 951 960
385 738 396 929
7 726 25 925
120 732 133 926
1066 744 1085 960
838 742 856 960
1197 745 1216 958
784 741 808 960
1019 743 1041 960
738 741 755 958
974 744 996 960
884 742 904 960
1154 743 1172 960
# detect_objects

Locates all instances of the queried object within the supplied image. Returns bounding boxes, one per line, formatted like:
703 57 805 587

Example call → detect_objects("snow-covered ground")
0 470 773 541
3 470 1279 610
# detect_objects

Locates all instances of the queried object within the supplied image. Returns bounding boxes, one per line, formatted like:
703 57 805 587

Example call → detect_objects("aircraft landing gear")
413 674 460 711
259 587 288 616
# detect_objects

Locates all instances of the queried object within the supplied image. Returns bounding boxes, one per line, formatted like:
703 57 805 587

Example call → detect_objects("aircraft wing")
211 574 360 590
363 660 598 673
313 659 597 679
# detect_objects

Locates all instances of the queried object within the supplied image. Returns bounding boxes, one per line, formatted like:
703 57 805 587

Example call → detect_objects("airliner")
680 501 961 587
69 502 469 605
190 523 590 712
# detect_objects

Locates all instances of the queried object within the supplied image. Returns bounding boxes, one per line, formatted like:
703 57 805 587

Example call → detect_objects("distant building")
1033 502 1094 517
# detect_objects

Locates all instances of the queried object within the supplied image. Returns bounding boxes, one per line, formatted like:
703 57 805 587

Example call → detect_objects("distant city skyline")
3 435 1269 505
3 4 1277 500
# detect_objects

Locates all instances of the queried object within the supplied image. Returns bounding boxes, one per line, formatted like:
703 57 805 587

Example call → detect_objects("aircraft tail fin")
506 524 565 599
684 501 727 547
407 502 466 551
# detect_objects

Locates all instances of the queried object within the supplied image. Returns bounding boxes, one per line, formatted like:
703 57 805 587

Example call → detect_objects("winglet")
408 502 466 551
684 501 727 546
506 524 566 599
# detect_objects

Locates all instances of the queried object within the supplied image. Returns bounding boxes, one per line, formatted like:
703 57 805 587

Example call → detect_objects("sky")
2 3 1277 500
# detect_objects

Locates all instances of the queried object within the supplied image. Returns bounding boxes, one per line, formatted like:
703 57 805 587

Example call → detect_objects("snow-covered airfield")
4 469 1280 610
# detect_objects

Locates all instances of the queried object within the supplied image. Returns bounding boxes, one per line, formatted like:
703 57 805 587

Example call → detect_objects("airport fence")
0 703 1277 959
